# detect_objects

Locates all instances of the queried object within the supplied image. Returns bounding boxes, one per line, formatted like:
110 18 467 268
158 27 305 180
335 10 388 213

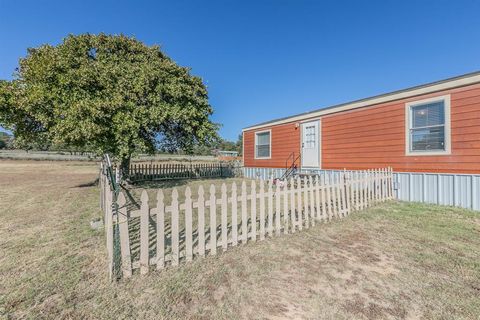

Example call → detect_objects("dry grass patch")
0 160 479 319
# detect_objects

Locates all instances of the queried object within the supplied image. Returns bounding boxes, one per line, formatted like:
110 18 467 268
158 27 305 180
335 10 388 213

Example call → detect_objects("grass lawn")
1 160 479 319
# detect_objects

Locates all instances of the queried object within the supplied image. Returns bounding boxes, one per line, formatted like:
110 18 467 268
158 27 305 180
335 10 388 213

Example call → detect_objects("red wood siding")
322 83 480 173
243 122 300 168
243 82 480 174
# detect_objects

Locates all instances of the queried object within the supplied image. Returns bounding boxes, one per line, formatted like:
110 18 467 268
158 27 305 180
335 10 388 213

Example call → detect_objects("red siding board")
244 83 480 173
243 123 300 168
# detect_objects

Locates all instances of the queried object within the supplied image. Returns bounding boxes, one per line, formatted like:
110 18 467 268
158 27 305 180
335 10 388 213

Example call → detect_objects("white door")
301 120 320 168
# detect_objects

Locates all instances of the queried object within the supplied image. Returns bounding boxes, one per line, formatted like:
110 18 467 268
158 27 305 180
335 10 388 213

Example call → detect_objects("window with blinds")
255 131 271 158
409 100 446 152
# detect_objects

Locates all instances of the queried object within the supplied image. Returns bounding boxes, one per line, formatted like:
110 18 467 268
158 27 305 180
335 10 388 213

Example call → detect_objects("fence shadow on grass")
100 165 395 279
127 211 286 268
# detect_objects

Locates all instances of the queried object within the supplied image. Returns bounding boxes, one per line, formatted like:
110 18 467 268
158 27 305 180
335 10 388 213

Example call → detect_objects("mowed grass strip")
0 160 479 319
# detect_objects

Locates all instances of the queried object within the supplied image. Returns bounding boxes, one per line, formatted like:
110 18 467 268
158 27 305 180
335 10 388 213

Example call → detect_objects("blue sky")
1 0 480 140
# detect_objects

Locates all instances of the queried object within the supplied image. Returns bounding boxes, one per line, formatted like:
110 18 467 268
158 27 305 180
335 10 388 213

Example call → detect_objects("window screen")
255 131 270 158
410 101 445 152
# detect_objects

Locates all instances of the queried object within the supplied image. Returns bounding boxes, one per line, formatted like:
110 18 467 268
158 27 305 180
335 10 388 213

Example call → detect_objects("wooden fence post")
297 177 303 230
259 180 266 240
340 172 346 217
326 175 332 220
366 169 371 206
185 187 193 261
198 186 206 257
314 176 321 222
347 171 353 214
319 178 326 221
117 192 132 278
389 167 394 199
139 190 149 275
250 180 257 241
209 184 217 255
105 185 113 280
335 173 342 218
283 181 289 234
171 188 180 266
382 168 387 201
290 178 296 233
309 176 315 226
303 176 309 227
355 171 360 210
241 181 248 243
267 180 274 237
156 190 165 270
330 174 336 217
343 171 348 215
231 182 238 246
275 183 281 236
221 183 228 251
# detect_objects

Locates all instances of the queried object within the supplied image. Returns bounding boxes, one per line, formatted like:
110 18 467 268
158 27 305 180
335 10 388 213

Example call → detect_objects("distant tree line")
0 130 243 156
186 134 242 156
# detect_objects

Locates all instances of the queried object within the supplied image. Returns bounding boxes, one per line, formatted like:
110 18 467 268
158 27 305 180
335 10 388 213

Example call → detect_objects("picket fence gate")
102 167 394 279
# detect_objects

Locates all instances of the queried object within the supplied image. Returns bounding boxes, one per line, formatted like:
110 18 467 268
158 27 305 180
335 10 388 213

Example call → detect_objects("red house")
242 71 480 175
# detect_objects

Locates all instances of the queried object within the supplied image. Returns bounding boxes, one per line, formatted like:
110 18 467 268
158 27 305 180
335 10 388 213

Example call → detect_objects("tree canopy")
0 33 219 167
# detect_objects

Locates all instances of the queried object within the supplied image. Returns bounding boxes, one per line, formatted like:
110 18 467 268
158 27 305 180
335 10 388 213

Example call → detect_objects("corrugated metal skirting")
242 167 480 211
394 172 480 211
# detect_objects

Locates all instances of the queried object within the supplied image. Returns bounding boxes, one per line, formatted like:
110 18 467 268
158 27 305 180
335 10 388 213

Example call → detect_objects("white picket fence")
101 167 394 279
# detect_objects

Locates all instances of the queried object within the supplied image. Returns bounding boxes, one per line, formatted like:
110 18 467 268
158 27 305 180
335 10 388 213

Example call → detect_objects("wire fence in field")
101 166 394 279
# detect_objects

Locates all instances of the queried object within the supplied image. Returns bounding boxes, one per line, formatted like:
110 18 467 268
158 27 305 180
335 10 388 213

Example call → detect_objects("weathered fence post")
231 182 238 246
221 183 228 251
209 184 217 255
117 192 132 278
290 177 296 232
185 187 193 261
259 180 266 240
171 188 180 266
156 190 165 270
250 180 257 241
303 176 309 227
275 183 281 236
198 186 206 257
139 191 149 275
268 179 274 236
283 180 289 234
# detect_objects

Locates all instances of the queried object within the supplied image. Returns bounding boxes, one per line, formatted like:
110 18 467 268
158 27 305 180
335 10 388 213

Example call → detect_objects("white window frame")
254 129 272 159
405 94 451 156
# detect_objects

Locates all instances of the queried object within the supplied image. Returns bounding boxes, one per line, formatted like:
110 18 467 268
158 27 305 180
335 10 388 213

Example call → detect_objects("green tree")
217 139 237 151
236 133 243 155
0 34 218 171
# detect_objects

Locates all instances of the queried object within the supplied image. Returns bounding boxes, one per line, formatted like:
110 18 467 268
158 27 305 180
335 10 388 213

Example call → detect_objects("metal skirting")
242 167 480 211
394 172 480 211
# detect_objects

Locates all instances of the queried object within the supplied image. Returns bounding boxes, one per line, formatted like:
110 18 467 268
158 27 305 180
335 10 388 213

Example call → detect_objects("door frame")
300 118 322 169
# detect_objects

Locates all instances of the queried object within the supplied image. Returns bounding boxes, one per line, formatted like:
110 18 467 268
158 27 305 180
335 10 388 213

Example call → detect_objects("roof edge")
242 70 480 131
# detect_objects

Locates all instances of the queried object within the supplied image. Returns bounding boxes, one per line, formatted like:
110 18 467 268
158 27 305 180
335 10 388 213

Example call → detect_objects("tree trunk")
120 156 131 178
